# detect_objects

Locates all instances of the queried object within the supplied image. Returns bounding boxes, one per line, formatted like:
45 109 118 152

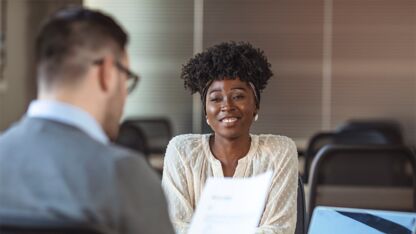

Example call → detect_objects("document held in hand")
188 171 273 234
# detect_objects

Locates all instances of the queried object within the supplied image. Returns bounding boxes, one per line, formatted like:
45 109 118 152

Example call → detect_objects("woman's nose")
220 98 235 111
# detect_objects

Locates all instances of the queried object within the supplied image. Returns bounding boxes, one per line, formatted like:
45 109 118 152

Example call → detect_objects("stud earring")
254 114 259 121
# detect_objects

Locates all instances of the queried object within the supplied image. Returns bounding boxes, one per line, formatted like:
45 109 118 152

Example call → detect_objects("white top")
162 134 298 234
27 100 108 144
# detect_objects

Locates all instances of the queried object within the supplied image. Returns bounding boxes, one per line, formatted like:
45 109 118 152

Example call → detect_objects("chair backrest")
303 132 335 182
123 118 172 155
336 119 404 144
295 176 307 234
307 145 416 220
333 129 392 145
0 217 104 234
303 130 396 183
116 121 149 156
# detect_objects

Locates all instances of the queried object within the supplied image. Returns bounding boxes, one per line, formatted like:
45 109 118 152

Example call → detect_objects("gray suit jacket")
0 117 174 234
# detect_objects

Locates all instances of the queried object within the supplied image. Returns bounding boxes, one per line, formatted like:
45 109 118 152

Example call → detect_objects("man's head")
36 6 138 140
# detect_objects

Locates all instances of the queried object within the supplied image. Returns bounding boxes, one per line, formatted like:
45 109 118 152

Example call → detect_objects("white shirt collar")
27 100 109 144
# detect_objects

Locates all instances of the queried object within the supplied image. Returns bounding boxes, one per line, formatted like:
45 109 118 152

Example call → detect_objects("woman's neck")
209 134 251 177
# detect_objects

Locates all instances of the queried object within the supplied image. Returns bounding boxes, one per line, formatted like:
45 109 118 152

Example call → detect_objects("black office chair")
122 118 172 155
336 119 404 144
303 130 396 183
303 132 335 182
116 121 150 157
295 176 307 234
0 217 104 234
307 145 416 221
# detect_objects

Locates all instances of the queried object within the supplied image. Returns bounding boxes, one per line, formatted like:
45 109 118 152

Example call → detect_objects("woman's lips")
220 117 239 127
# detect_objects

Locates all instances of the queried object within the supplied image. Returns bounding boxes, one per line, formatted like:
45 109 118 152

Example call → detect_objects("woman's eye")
233 95 245 100
210 97 221 102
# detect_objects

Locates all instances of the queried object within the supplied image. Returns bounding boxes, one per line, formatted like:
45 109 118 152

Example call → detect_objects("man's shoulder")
0 117 82 139
101 142 146 162
0 118 28 140
0 117 92 148
0 117 153 188
0 117 143 161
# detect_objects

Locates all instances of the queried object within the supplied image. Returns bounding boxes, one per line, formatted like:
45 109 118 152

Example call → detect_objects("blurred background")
1 0 415 143
0 0 415 221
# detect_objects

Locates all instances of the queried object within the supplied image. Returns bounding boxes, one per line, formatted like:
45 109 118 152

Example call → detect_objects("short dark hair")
181 41 273 109
35 6 128 86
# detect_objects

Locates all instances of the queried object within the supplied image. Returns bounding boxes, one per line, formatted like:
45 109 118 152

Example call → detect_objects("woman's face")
205 78 257 140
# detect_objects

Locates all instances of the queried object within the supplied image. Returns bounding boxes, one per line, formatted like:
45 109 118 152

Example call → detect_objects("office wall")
204 0 325 139
85 0 194 135
1 1 415 146
0 0 28 131
330 0 416 145
204 0 416 145
0 0 81 131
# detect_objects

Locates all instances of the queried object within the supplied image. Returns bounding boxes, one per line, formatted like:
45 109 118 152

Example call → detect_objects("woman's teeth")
222 118 237 123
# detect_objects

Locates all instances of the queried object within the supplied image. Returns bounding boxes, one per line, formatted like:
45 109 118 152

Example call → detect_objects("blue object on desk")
308 206 416 234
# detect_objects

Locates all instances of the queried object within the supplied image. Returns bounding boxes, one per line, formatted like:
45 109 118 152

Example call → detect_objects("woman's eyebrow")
231 87 247 91
208 89 221 94
208 86 248 94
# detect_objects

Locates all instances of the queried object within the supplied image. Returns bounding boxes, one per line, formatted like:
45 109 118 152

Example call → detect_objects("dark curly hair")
181 41 273 110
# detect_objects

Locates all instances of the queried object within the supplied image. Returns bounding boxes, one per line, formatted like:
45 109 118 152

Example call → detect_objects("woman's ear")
254 109 259 121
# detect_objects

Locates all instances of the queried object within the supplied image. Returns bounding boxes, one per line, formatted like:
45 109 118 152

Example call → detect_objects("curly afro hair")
181 41 273 109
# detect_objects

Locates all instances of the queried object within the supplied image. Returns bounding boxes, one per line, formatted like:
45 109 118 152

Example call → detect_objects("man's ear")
97 55 115 93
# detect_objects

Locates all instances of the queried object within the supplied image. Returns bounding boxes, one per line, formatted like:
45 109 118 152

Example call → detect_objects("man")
0 6 174 234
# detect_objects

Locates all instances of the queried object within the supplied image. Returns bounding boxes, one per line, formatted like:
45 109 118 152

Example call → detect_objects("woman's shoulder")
169 134 204 145
253 134 298 169
255 134 297 149
167 134 207 153
165 134 208 165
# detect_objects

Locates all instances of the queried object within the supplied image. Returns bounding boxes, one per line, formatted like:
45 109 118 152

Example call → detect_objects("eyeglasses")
114 61 139 93
93 59 139 94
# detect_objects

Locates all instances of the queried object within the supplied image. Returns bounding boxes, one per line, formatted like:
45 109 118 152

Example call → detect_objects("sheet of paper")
188 171 273 234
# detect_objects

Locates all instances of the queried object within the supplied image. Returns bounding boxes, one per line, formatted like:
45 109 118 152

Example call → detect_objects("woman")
162 41 298 234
